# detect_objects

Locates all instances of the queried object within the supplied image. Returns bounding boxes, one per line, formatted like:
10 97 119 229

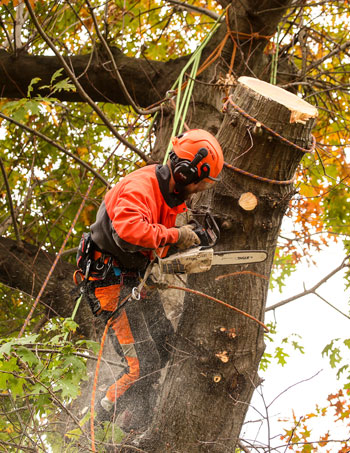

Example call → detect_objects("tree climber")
77 129 224 432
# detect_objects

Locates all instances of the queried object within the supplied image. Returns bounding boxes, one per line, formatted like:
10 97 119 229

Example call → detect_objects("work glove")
176 224 201 250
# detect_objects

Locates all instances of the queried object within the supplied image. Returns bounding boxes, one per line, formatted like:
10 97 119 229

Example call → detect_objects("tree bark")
0 236 97 338
0 48 186 105
0 1 294 105
141 78 317 452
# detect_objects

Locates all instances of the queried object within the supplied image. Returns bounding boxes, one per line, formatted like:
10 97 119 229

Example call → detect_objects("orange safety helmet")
170 129 224 186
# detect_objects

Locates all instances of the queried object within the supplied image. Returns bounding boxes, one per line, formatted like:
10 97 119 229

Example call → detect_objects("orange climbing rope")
167 285 269 332
215 270 268 282
224 96 317 154
195 14 273 80
222 96 316 185
224 161 296 185
90 292 132 452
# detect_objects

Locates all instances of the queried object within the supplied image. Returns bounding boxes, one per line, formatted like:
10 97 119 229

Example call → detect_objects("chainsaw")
155 213 268 275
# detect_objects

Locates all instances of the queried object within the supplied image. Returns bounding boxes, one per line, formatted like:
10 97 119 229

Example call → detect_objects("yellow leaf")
77 147 89 156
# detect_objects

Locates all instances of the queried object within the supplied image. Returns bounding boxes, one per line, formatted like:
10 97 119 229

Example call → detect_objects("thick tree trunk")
141 78 317 452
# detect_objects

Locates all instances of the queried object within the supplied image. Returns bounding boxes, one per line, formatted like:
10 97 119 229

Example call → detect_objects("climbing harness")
131 258 156 301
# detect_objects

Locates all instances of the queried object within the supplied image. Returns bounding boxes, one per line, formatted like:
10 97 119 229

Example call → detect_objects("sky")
242 240 350 450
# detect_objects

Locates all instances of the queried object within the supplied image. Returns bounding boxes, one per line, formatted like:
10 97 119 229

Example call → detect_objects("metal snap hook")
132 287 141 300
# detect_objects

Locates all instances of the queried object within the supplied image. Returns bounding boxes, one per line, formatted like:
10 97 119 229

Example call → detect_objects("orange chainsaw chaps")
106 356 140 402
95 284 121 312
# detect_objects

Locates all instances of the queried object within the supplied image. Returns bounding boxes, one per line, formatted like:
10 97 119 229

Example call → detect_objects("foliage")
260 323 305 371
0 0 350 451
279 389 350 452
268 1 350 278
322 338 350 388
0 312 100 452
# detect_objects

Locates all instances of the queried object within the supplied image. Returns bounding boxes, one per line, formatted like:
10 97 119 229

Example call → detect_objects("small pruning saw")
155 213 268 275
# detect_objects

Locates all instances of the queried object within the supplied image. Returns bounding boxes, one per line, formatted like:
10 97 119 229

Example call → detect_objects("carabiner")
131 287 141 301
84 259 91 279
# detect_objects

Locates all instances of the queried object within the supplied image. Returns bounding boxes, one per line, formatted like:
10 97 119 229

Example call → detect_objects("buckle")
84 260 91 279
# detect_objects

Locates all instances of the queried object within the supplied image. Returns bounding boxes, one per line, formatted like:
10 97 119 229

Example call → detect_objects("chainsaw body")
191 212 220 248
158 247 214 274
153 212 267 276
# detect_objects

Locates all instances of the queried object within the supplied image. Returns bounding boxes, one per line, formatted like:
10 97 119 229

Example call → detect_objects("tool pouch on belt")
76 232 110 316
76 232 130 316
76 232 93 277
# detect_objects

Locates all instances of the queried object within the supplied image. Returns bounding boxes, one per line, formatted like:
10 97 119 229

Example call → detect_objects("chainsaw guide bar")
157 247 268 275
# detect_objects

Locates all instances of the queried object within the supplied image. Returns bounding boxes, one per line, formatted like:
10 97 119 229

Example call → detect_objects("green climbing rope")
162 9 226 164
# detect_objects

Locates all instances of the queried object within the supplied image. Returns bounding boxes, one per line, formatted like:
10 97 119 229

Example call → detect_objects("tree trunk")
141 77 317 452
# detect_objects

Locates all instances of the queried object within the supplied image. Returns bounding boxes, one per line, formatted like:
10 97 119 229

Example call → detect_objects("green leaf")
10 376 26 399
0 356 20 391
76 339 100 355
344 338 350 349
16 346 39 366
63 319 79 333
50 68 64 84
274 347 289 366
260 352 272 371
322 340 342 368
336 364 349 379
291 340 305 354
25 100 41 116
27 77 41 97
0 340 14 356
51 78 76 94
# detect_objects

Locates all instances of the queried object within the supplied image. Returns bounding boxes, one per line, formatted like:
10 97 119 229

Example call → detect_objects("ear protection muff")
172 147 210 186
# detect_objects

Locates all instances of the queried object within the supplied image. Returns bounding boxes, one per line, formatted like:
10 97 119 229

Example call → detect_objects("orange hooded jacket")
91 164 187 270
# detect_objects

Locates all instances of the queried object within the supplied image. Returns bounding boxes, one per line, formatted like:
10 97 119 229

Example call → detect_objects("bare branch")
305 40 350 75
266 255 350 312
165 0 224 21
0 157 22 247
14 1 27 52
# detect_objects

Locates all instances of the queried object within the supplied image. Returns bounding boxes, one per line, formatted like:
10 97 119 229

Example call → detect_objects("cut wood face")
238 76 318 124
238 192 258 211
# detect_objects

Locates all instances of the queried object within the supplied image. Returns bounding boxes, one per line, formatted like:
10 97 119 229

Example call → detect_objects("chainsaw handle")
204 212 220 247
190 212 220 248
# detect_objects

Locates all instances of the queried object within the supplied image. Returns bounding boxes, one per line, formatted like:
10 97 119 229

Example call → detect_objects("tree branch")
165 0 224 21
22 0 149 162
305 40 350 75
266 255 350 312
0 157 22 247
0 111 109 187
